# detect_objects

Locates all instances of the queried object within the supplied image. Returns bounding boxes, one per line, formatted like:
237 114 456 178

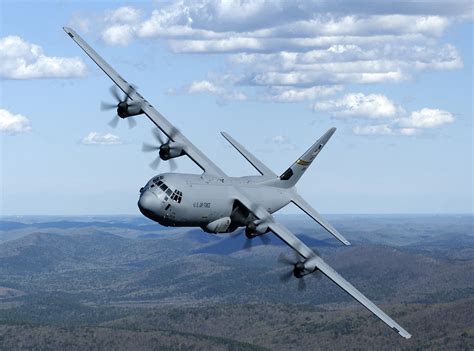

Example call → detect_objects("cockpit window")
148 178 183 203
171 190 183 203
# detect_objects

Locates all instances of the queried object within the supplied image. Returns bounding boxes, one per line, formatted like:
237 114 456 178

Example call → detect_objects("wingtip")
401 331 412 339
393 326 411 339
63 27 76 38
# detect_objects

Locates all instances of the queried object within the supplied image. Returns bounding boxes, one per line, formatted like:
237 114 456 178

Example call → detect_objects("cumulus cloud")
262 85 343 102
187 80 220 94
184 80 248 101
352 107 454 136
102 25 135 46
398 108 455 128
90 1 467 117
0 109 32 134
0 36 86 79
105 6 141 24
309 92 457 136
313 93 401 118
81 132 122 145
353 124 394 135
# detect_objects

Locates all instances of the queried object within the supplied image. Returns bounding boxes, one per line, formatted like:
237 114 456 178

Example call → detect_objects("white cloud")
185 80 248 101
187 80 220 93
0 109 32 134
81 132 122 145
353 124 393 135
262 86 343 102
352 107 455 136
270 135 290 144
100 7 142 46
313 93 401 118
0 36 86 79
397 108 455 128
399 128 418 136
105 6 141 24
102 24 135 46
90 2 467 110
263 134 296 151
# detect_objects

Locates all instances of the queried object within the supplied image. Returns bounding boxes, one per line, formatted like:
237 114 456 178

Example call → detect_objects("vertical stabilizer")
279 128 336 188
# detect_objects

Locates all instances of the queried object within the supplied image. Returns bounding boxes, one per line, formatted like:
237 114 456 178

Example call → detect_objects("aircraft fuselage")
138 173 291 232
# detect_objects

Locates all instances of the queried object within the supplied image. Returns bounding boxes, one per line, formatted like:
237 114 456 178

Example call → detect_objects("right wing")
63 27 226 177
233 189 412 339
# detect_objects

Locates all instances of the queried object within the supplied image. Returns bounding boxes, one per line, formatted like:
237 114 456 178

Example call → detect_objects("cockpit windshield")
147 176 183 203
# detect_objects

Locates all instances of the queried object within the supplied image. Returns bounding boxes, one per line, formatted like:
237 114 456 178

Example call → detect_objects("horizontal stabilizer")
221 132 276 177
292 193 351 246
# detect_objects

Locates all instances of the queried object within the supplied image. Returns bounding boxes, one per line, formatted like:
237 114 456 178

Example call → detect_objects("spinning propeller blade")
142 128 180 172
277 250 322 290
101 85 138 129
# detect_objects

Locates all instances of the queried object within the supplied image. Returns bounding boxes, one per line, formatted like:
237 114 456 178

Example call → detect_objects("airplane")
64 27 411 339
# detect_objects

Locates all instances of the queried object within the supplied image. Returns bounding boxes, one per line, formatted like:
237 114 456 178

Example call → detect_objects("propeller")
101 85 139 129
278 249 322 291
229 203 273 251
230 227 271 251
142 128 179 171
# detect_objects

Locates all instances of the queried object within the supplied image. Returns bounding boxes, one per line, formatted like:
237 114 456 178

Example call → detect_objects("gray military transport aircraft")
64 27 411 339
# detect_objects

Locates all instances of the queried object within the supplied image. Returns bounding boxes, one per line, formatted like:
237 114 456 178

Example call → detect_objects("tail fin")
279 128 336 188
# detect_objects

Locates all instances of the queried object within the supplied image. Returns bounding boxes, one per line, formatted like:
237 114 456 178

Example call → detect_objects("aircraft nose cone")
138 191 157 217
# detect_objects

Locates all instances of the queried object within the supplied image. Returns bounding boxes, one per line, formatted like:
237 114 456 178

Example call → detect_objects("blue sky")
1 1 472 215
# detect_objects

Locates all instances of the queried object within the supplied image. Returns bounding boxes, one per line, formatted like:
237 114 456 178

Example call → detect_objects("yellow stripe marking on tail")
296 159 311 166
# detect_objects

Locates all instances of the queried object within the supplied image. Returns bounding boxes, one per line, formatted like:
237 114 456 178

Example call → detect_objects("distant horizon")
1 213 472 218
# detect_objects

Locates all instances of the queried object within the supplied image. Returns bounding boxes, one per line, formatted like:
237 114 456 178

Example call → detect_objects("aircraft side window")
166 188 172 196
160 184 167 191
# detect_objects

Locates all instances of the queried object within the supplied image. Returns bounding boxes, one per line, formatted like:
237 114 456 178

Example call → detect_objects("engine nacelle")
245 221 269 238
296 258 320 278
204 217 232 233
117 101 143 118
159 142 185 160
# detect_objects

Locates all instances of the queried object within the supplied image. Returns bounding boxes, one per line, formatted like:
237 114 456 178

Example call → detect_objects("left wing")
63 27 226 177
233 189 411 339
